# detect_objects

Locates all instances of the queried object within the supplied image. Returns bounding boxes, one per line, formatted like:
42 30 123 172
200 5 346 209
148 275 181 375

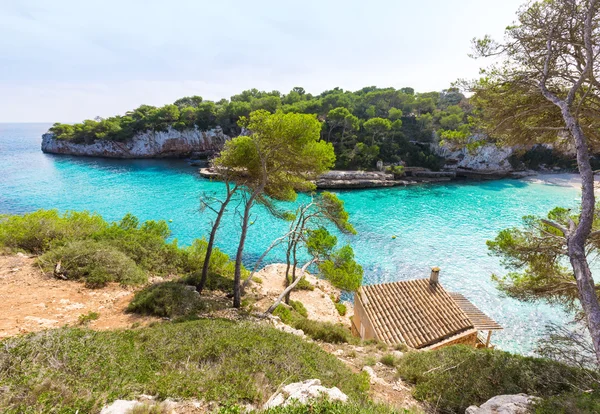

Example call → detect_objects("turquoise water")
0 123 583 354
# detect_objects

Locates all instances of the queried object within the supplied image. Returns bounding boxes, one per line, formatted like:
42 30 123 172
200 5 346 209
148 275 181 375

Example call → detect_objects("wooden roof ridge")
448 292 503 331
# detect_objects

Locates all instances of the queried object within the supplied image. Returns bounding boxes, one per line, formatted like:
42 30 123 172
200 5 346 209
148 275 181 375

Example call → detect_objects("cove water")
0 123 585 354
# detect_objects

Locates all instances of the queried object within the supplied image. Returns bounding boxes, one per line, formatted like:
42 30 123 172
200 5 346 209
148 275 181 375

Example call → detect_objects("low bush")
293 319 355 344
0 210 240 291
78 311 100 326
0 210 106 254
127 282 209 317
396 345 600 413
273 305 295 325
0 319 369 412
290 300 308 318
38 240 146 287
533 391 600 414
292 276 315 291
258 398 418 413
273 305 355 344
380 354 397 367
335 302 347 316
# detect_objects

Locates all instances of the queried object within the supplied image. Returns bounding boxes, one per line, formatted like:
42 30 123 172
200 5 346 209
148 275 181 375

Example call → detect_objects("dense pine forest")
49 86 473 170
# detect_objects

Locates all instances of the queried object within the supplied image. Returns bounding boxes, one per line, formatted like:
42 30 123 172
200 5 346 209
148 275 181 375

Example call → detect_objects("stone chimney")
430 266 440 285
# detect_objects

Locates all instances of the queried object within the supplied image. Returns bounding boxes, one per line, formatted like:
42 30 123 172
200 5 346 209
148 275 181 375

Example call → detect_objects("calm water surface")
0 123 585 354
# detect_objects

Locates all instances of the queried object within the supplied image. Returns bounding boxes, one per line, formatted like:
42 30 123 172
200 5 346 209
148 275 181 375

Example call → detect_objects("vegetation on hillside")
273 305 355 344
0 209 240 288
0 319 371 413
48 86 471 170
397 345 600 414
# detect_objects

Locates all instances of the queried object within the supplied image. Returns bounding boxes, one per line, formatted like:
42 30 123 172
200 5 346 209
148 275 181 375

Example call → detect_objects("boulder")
465 394 539 414
263 379 348 408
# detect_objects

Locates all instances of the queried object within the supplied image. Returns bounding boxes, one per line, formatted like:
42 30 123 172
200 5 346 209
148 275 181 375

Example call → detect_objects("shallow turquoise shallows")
0 123 584 354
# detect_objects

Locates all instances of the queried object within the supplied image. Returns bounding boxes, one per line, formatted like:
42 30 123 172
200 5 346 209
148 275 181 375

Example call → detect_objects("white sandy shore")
522 173 597 189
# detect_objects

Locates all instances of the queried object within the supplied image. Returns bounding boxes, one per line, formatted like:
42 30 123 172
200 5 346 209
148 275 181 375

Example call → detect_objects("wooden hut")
351 267 502 350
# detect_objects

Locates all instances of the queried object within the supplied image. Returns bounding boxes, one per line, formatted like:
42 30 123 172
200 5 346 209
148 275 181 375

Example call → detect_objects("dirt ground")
249 263 353 326
0 254 156 338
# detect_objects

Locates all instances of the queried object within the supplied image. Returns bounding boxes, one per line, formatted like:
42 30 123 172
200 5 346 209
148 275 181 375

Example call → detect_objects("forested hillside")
49 86 472 170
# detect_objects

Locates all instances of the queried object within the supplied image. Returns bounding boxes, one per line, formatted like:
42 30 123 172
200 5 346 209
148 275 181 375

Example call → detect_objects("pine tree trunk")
233 189 261 308
564 109 600 364
197 186 234 293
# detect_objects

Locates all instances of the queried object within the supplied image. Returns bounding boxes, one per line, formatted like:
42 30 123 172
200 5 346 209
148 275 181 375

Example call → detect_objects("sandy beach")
522 172 594 189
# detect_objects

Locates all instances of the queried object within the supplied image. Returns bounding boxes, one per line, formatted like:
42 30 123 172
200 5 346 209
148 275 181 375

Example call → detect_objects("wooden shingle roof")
360 279 474 349
449 292 503 331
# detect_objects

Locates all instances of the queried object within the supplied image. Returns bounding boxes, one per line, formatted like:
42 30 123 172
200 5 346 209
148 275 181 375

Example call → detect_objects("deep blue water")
0 123 584 354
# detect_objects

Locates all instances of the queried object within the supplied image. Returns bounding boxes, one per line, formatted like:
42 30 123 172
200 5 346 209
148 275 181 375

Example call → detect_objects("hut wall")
426 330 478 350
351 292 377 341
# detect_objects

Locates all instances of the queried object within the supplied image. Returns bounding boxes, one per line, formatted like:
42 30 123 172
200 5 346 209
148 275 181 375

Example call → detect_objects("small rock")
465 394 539 414
16 252 29 258
264 379 348 409
332 349 344 356
100 400 142 414
392 350 404 358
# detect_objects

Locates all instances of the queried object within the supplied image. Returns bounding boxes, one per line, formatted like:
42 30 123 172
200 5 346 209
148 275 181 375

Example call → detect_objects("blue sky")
0 0 524 122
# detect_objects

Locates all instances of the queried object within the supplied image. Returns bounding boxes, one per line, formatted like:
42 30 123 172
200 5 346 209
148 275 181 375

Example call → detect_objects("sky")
0 0 525 123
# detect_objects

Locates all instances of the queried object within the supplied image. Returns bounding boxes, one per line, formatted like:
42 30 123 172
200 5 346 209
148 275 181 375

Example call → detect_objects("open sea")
0 123 585 354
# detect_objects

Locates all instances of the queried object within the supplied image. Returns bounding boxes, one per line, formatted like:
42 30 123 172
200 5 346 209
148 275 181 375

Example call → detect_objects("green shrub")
364 356 377 366
78 311 100 326
292 276 315 291
127 281 208 317
290 300 308 318
38 240 146 288
380 354 397 367
533 391 600 414
397 345 599 413
273 305 296 325
395 343 408 352
0 319 369 412
0 210 240 291
292 319 354 344
95 214 182 274
259 398 417 413
335 302 347 316
0 209 106 254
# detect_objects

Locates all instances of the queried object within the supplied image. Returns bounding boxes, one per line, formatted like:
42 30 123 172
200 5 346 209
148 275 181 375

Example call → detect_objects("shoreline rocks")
41 127 229 159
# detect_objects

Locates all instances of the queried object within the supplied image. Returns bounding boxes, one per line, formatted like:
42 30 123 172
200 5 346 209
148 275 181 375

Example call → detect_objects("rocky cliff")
41 127 230 159
435 143 515 173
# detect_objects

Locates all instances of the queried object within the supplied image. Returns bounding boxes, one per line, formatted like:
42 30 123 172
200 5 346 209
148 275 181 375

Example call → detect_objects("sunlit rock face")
41 127 230 158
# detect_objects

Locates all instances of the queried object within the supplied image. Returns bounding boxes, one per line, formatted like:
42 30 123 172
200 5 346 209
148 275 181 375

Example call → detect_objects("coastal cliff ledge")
41 127 230 159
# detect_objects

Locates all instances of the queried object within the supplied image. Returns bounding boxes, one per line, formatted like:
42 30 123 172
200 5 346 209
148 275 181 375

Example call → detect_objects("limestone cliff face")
433 143 515 174
41 127 230 158
440 144 514 172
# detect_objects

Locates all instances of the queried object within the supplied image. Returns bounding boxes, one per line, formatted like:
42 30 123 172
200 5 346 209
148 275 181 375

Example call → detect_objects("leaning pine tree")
469 0 600 363
213 110 335 308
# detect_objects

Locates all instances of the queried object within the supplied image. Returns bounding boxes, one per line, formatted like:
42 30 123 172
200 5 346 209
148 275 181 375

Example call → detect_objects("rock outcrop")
41 127 230 159
436 143 516 178
316 170 397 188
465 394 539 414
263 379 348 409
